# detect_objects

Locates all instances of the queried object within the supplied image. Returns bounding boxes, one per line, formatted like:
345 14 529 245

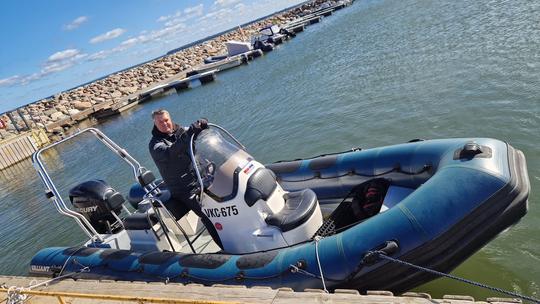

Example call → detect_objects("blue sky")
0 0 305 113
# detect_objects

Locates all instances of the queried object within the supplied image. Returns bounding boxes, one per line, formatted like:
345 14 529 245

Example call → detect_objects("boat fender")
361 240 399 266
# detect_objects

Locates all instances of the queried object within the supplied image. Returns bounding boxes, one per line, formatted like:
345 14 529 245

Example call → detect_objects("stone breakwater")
0 0 349 140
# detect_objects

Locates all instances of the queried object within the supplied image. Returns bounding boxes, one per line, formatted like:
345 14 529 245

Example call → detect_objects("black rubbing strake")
236 251 279 269
100 249 133 260
178 254 231 269
139 252 178 265
63 247 100 257
308 155 338 171
266 160 302 174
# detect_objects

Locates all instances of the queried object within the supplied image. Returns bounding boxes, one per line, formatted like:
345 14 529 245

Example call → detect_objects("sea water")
0 0 538 298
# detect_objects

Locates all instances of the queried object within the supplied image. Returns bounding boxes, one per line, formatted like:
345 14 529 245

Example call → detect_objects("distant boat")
204 40 255 64
252 25 294 47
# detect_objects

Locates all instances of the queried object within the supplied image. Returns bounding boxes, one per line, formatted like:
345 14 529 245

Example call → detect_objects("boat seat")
244 168 278 207
265 189 318 232
123 213 159 230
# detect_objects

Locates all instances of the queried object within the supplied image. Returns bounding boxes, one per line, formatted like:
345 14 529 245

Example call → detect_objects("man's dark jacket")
149 124 197 197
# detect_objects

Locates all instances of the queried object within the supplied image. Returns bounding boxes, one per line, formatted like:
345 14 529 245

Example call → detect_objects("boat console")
192 129 323 254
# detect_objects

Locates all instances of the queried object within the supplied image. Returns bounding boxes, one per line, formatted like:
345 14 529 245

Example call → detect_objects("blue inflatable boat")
29 127 529 293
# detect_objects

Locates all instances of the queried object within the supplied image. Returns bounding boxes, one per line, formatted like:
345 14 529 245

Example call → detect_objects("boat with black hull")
29 126 529 293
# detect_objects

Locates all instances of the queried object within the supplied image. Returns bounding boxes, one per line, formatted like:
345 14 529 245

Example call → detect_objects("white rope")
6 286 28 304
3 265 90 304
313 236 328 293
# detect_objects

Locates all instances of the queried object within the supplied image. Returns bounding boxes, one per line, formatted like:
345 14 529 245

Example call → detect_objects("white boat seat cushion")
265 189 318 232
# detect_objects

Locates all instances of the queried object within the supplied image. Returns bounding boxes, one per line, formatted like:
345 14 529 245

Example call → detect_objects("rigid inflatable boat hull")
30 138 530 292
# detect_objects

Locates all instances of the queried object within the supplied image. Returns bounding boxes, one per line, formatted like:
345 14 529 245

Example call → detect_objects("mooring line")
368 251 540 304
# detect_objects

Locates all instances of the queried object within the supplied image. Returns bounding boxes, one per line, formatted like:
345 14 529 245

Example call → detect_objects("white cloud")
157 11 182 23
44 49 87 75
198 8 233 23
47 49 81 62
87 50 110 61
64 16 88 31
234 3 247 10
5 48 90 85
42 50 86 76
184 4 204 17
90 28 126 44
165 17 188 27
213 0 241 7
156 4 202 24
157 15 169 22
41 61 75 75
120 38 139 47
87 42 133 62
0 75 21 87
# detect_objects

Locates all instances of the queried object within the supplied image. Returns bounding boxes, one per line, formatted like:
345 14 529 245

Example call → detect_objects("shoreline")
0 0 351 142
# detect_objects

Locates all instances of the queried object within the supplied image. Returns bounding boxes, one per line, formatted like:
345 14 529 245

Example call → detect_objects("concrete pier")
0 276 523 304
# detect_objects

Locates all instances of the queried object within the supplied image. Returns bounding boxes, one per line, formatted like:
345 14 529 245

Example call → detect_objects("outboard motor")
195 129 323 254
69 180 125 234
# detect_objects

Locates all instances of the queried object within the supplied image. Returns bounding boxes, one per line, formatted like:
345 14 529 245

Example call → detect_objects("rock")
44 108 57 116
50 111 67 121
56 105 68 114
111 91 122 98
68 109 80 116
119 86 138 94
39 116 50 122
73 101 92 110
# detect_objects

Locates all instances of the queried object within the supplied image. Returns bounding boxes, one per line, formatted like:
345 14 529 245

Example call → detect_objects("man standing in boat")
148 109 222 248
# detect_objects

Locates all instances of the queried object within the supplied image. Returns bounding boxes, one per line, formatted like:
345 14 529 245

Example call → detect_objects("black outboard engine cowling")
69 180 125 234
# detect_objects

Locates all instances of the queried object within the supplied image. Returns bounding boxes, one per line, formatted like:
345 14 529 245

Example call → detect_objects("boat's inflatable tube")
30 138 529 292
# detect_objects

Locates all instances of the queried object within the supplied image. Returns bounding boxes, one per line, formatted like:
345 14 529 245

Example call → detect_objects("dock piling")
6 112 21 133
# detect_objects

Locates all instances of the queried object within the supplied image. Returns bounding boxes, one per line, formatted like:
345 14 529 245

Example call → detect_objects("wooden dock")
0 276 523 304
0 130 49 170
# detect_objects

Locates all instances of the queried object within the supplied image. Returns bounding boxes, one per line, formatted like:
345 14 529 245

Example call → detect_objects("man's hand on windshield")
198 118 208 129
191 118 208 136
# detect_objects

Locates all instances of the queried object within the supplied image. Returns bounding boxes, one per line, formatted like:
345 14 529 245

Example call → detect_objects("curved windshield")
195 129 251 200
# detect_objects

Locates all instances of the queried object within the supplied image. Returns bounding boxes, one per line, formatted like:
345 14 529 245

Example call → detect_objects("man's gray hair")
151 108 170 119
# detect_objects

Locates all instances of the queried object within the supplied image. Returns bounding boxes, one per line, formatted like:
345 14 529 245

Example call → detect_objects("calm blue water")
0 0 538 299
